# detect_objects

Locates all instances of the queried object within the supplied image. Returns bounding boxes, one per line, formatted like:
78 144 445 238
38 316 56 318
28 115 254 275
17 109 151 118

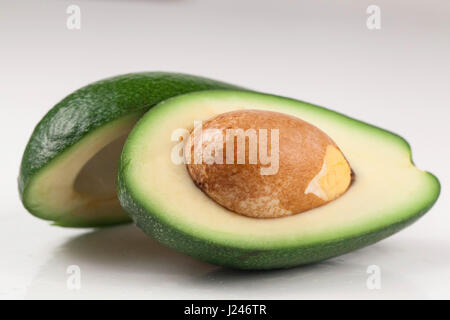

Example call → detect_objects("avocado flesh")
19 72 241 227
24 114 139 227
118 90 440 269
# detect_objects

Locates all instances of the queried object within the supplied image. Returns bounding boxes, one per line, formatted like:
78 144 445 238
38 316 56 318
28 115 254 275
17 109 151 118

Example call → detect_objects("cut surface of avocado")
118 90 440 269
19 72 241 227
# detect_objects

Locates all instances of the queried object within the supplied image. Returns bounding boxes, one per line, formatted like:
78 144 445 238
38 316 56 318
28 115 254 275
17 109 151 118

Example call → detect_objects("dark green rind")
51 215 131 229
117 90 441 269
19 72 242 226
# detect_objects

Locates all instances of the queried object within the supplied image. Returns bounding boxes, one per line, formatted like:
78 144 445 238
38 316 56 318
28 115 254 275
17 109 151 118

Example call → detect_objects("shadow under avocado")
25 224 217 299
25 224 420 299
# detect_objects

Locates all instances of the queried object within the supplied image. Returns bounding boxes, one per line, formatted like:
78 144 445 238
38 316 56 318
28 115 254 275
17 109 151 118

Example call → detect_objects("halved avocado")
19 72 241 227
118 90 440 269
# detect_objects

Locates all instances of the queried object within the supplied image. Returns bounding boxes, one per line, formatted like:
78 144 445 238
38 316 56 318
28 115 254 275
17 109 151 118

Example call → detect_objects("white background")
0 0 449 299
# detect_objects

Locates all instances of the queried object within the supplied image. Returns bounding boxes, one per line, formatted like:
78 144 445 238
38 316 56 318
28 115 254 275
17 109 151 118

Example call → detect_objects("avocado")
118 90 440 269
19 72 241 227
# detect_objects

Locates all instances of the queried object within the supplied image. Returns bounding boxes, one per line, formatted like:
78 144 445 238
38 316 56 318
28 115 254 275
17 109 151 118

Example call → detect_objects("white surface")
0 0 449 299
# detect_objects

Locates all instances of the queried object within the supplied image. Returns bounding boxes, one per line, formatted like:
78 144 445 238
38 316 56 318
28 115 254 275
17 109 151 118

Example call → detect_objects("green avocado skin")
19 72 242 225
117 90 441 270
118 170 439 269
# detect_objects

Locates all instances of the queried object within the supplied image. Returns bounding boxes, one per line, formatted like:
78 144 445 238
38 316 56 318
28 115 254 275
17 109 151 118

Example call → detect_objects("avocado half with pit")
118 90 440 269
19 72 241 227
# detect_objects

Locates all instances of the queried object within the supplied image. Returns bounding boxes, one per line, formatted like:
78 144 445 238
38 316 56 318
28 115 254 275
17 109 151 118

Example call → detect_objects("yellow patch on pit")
305 145 351 201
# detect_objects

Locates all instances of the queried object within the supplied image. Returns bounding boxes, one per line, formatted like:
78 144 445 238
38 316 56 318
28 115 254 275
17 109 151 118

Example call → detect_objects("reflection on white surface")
24 224 423 299
0 0 449 299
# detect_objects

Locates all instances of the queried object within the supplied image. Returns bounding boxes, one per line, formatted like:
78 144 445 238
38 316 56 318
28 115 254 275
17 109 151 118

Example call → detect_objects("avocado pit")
184 110 352 218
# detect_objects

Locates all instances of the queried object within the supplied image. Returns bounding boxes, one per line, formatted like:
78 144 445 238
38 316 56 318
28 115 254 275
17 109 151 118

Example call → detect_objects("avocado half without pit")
118 90 440 270
19 72 241 227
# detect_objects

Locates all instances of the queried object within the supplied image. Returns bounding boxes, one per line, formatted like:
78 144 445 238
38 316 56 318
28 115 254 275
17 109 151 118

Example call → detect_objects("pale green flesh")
23 113 142 226
123 90 439 250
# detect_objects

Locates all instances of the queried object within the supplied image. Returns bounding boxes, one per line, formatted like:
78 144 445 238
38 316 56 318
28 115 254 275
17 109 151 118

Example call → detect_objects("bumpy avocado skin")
19 72 242 226
118 168 439 269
